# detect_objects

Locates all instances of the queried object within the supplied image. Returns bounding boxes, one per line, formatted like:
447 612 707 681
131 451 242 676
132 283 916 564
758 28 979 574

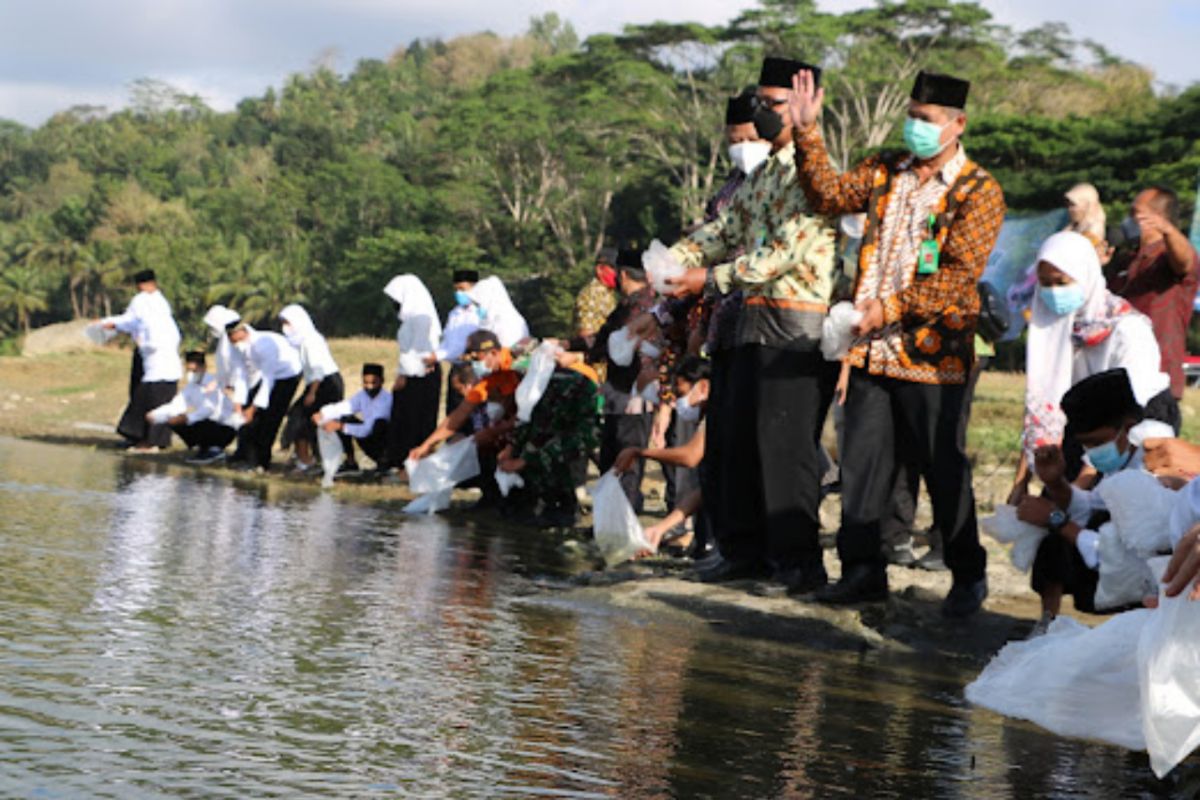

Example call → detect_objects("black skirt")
282 372 345 449
117 374 178 448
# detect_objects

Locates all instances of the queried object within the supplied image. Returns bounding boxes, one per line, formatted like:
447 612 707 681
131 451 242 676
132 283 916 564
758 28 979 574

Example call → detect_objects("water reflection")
0 437 1186 797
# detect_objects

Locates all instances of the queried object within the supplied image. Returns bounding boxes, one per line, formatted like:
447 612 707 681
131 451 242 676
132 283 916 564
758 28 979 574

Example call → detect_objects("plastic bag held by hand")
591 472 652 566
316 427 344 489
84 322 116 345
515 342 558 423
495 468 525 498
1096 470 1176 557
981 504 1047 572
1094 521 1156 611
642 239 685 294
821 302 863 362
606 326 637 367
405 437 481 512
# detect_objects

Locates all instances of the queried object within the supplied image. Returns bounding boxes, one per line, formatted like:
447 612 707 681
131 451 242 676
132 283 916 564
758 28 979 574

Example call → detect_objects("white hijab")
279 303 338 381
1024 231 1166 455
1064 183 1106 243
467 276 529 347
203 304 241 389
383 275 443 369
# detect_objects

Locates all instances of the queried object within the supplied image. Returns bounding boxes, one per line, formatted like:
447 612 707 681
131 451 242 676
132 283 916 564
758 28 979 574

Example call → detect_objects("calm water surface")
0 437 1183 798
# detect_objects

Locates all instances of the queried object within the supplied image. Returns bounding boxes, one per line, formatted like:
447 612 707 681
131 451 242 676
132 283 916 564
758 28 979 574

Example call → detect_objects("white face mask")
186 370 203 385
486 401 505 423
728 141 772 175
638 340 662 360
675 394 702 423
234 339 251 355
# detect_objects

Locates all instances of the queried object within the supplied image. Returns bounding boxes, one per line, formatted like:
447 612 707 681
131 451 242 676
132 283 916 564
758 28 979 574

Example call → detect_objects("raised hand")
788 69 824 130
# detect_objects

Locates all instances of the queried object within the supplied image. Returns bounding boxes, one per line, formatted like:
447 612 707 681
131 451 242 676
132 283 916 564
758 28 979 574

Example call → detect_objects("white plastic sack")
515 342 558 423
495 468 525 498
1140 556 1200 777
398 351 427 378
965 611 1148 751
316 427 344 489
591 471 652 566
405 436 480 496
404 488 453 515
642 239 685 295
981 505 1047 572
1095 521 1157 611
607 326 637 367
1097 470 1176 557
83 322 116 345
820 302 863 362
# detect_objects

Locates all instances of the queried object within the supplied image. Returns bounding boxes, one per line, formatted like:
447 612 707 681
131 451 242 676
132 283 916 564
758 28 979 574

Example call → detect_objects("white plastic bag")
981 505 1047 572
642 239 685 295
84 322 116 345
965 611 1148 751
398 351 427 378
405 436 480 498
591 472 652 566
820 302 863 362
1139 556 1200 777
1097 470 1176 557
495 468 525 498
316 427 344 489
1094 521 1157 610
515 342 558 423
404 488 453 515
606 326 637 367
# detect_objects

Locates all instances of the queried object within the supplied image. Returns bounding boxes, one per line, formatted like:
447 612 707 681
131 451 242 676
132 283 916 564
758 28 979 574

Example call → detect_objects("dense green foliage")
0 1 1194 344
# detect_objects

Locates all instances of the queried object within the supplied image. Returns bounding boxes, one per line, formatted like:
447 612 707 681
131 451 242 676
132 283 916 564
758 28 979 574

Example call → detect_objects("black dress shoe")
697 557 769 584
779 563 829 596
814 563 888 604
942 577 988 618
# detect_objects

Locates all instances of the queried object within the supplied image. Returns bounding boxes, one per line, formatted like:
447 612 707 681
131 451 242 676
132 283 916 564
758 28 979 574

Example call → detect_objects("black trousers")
881 357 987 550
721 344 828 571
236 376 301 468
1030 533 1099 613
387 370 441 468
599 412 652 512
116 351 176 448
171 420 238 451
282 373 345 450
342 419 389 466
839 370 987 583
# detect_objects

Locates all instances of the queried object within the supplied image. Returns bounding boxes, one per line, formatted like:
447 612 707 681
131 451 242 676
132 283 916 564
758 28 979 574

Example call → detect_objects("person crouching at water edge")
225 320 302 472
100 269 182 453
409 331 518 509
788 68 1006 617
278 304 344 475
1015 368 1177 636
146 350 244 464
312 363 393 478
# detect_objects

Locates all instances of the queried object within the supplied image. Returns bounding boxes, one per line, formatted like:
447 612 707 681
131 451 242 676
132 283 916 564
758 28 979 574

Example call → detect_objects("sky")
1 0 1197 126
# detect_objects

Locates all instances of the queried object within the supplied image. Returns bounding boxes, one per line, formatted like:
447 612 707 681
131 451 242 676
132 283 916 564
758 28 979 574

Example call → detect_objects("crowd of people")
97 56 1200 630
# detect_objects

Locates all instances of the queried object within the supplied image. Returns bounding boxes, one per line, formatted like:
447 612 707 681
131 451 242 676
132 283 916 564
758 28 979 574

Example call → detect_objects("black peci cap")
910 71 970 109
759 57 821 89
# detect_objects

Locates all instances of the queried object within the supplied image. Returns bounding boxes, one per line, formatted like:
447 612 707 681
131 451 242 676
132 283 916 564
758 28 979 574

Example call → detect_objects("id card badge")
917 213 939 275
917 238 940 274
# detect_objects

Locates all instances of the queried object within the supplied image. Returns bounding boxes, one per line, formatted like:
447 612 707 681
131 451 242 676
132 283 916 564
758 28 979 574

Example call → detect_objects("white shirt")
319 389 393 439
242 331 302 409
148 372 243 428
105 289 182 382
437 305 481 362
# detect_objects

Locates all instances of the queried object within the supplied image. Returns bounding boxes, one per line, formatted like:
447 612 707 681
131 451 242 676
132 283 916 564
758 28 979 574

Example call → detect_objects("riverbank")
4 341 1195 663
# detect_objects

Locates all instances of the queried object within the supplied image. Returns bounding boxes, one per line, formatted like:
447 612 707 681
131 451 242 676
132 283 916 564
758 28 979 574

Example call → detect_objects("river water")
0 437 1185 798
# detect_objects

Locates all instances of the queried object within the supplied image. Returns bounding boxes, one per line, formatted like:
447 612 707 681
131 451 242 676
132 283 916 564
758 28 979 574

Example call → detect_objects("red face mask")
596 264 617 289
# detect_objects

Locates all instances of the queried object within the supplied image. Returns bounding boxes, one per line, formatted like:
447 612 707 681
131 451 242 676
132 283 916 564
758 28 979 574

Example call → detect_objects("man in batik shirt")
789 69 1006 617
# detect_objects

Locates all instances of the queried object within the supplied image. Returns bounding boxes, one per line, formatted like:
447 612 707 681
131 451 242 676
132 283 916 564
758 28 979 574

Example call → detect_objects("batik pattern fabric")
511 370 601 503
793 124 1006 385
574 278 618 336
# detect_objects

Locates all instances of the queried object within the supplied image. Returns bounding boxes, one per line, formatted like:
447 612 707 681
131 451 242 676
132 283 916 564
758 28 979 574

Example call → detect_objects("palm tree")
0 265 50 334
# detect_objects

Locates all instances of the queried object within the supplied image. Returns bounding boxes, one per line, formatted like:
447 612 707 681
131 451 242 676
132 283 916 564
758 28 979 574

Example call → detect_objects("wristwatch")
1047 508 1068 534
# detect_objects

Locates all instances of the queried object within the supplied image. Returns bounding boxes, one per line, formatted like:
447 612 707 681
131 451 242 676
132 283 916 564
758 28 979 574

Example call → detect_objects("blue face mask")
472 360 492 379
1040 284 1086 316
1085 436 1131 475
903 117 949 160
454 290 472 308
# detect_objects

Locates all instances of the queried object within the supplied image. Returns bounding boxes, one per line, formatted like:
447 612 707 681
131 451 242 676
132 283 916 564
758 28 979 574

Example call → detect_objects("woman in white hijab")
203 304 258 405
467 276 530 347
279 303 343 472
1010 231 1176 502
382 275 444 472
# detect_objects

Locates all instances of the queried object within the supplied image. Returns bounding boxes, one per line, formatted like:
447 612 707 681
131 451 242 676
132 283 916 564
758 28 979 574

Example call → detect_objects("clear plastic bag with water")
820 302 863 362
515 342 558 423
591 472 652 566
981 504 1047 572
316 427 344 489
642 239 685 295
